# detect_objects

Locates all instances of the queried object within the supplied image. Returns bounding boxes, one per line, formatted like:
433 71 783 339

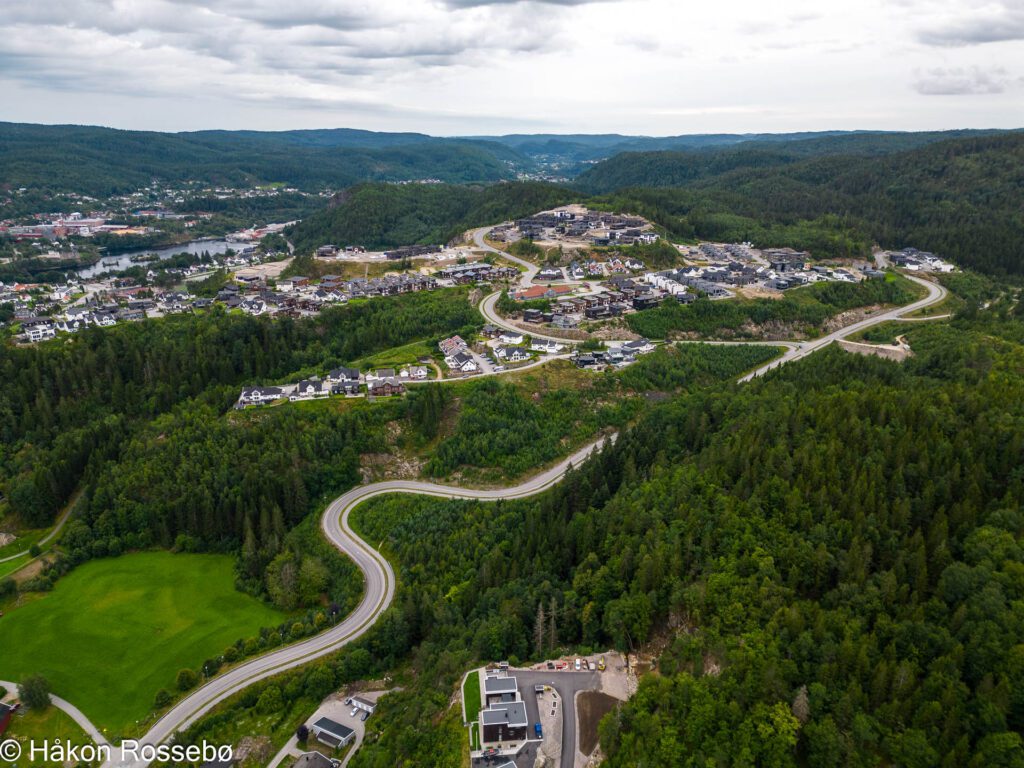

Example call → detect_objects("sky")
0 0 1021 135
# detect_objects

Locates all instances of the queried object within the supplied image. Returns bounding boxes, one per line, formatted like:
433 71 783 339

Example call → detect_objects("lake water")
76 239 239 280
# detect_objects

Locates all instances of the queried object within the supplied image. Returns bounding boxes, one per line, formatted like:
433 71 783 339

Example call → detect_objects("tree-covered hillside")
0 123 518 195
340 303 1024 767
286 181 578 252
576 133 1024 275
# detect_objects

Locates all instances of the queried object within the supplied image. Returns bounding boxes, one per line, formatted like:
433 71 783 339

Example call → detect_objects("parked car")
534 723 543 739
574 658 582 670
556 661 568 669
546 661 555 670
360 711 370 721
535 684 545 694
351 707 359 717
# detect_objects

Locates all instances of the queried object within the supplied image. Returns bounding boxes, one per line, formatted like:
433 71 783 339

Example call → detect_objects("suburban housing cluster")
490 206 661 249
2 244 284 342
236 365 427 408
7 256 518 344
885 247 955 272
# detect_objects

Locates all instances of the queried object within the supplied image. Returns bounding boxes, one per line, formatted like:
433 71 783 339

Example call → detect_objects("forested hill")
576 132 1024 275
285 181 577 252
0 122 519 195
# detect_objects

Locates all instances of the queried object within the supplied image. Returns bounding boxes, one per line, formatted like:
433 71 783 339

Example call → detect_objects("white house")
530 339 564 354
238 386 285 406
498 331 525 345
623 338 655 355
399 366 429 380
496 346 530 363
289 380 328 401
446 351 479 373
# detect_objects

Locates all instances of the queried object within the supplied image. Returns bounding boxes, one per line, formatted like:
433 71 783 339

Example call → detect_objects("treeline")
628 275 918 339
576 133 1024 275
286 181 578 253
48 400 398 606
339 309 1024 766
1 289 481 528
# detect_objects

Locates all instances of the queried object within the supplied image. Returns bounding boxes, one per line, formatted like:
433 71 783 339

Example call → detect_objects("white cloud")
913 66 1010 94
917 1 1024 46
0 0 1020 133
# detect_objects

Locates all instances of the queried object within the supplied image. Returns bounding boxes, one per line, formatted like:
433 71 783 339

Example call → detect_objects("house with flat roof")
481 701 528 745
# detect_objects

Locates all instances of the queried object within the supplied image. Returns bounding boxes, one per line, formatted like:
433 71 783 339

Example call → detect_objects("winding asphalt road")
103 437 612 768
16 224 946 765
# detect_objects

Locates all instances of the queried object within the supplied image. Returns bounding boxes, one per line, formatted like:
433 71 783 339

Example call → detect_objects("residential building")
290 380 328 401
309 717 355 749
367 377 406 397
238 386 285 407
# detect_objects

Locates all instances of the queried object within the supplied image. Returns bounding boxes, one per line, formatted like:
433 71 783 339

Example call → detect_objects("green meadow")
0 552 286 737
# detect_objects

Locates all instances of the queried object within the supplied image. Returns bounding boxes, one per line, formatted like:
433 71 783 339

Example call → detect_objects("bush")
176 668 198 691
154 689 171 707
18 675 51 710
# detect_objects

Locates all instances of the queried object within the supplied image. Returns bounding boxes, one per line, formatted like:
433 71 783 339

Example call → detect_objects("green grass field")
4 706 93 766
462 669 481 723
0 552 286 737
0 554 30 580
352 339 436 370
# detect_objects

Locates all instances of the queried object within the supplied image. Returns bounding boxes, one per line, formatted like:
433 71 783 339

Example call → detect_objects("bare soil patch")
578 691 619 756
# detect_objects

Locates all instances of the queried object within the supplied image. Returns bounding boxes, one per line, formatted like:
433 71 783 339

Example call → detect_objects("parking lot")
514 669 600 768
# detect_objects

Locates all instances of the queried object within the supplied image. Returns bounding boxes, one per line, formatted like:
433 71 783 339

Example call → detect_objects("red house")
0 702 18 735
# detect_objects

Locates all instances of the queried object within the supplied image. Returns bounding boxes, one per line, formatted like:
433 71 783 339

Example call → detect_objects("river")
76 239 241 280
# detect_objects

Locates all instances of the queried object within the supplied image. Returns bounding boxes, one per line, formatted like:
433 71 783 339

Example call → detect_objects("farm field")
0 552 286 737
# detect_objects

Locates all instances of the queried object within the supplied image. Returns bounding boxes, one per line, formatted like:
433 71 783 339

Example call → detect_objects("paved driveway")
512 670 600 768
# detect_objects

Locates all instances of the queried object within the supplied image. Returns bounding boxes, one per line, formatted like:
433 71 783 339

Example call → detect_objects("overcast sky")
1 0 1021 135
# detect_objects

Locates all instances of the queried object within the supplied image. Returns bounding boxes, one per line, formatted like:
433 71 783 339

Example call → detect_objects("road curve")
105 436 613 768
470 226 536 288
72 250 947 765
738 272 947 382
0 679 109 746
0 491 81 565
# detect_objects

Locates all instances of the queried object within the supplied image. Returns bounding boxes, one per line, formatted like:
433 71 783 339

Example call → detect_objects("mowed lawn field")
0 551 286 736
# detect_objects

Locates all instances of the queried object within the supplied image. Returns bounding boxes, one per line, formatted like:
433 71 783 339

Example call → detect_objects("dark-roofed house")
481 701 528 744
367 378 406 397
238 386 284 407
484 675 519 706
292 752 337 768
326 367 360 385
310 717 355 749
290 379 328 401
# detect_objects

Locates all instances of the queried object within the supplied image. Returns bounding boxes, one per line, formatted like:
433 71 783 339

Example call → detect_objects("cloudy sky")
1 0 1021 135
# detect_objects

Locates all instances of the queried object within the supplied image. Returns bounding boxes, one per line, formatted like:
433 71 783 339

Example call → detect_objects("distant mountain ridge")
0 122 1014 197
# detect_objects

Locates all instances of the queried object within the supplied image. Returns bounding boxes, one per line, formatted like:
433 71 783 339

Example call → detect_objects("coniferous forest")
344 306 1024 767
